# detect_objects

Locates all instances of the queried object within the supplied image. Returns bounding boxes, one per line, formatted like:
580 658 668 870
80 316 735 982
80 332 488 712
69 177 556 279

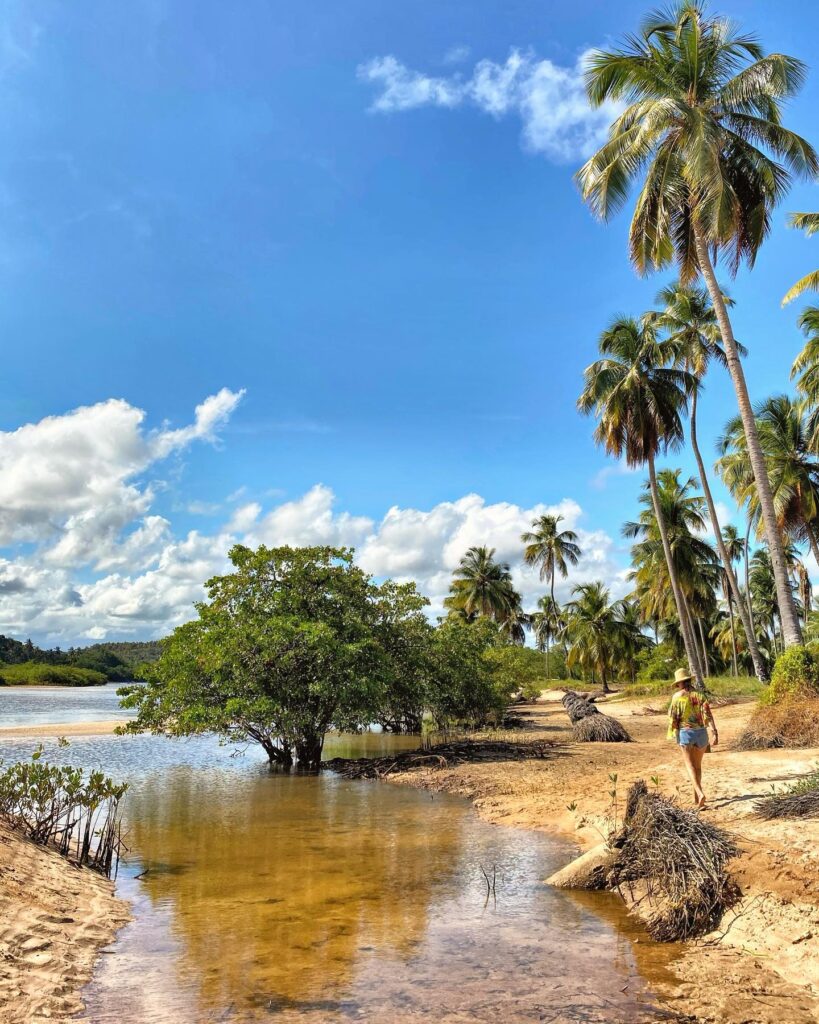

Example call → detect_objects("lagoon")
0 688 674 1023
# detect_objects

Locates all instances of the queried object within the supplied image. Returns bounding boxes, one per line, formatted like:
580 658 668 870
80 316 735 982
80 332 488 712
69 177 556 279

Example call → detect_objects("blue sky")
2 0 819 644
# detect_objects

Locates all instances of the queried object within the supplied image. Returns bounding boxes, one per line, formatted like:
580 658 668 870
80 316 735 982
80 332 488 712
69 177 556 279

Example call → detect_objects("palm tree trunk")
683 597 706 681
725 580 738 677
697 617 710 678
546 635 551 681
647 453 703 684
744 516 755 632
689 387 768 680
694 227 803 647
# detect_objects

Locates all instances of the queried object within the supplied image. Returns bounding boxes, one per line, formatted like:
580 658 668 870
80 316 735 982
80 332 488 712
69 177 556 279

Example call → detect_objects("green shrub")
0 662 107 686
635 642 678 682
763 647 819 706
483 645 548 703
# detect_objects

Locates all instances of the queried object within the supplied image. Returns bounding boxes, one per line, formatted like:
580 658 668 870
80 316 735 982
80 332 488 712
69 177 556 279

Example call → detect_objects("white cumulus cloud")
357 48 622 161
0 409 631 643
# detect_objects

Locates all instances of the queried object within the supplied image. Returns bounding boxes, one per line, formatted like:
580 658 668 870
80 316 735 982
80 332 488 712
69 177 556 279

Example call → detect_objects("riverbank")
385 691 819 1024
0 821 130 1024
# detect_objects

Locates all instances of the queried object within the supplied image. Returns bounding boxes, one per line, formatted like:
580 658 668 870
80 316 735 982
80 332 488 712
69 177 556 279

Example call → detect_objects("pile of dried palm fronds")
607 781 740 941
323 739 555 780
735 697 819 750
755 769 819 820
561 691 631 743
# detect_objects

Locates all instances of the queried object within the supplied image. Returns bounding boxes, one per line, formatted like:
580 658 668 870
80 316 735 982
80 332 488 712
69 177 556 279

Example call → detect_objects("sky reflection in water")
1 693 673 1023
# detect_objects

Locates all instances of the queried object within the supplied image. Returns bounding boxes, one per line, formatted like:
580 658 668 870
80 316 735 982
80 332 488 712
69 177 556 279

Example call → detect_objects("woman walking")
667 667 719 808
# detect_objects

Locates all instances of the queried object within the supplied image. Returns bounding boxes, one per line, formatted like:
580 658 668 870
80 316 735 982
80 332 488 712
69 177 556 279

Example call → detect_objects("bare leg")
680 744 705 806
690 745 706 806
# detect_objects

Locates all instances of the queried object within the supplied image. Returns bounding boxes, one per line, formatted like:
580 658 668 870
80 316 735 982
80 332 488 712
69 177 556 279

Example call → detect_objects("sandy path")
388 692 819 1024
0 822 130 1024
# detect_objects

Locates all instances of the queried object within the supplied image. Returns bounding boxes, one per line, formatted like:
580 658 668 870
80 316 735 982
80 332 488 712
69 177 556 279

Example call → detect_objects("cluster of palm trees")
575 1 819 681
443 518 651 693
445 4 819 689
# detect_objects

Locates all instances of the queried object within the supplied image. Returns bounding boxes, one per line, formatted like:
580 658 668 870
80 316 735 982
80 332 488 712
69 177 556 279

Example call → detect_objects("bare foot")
697 795 707 809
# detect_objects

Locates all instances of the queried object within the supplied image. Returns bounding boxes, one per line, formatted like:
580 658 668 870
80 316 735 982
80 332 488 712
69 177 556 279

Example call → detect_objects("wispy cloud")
229 417 333 436
357 48 622 162
442 44 471 66
589 462 640 491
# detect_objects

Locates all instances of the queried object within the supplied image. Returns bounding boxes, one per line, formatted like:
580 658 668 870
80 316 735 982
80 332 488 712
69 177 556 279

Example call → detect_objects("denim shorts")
678 727 709 749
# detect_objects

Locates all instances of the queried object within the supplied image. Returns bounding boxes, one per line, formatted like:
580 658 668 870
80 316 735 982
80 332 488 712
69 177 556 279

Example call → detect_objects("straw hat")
674 667 694 685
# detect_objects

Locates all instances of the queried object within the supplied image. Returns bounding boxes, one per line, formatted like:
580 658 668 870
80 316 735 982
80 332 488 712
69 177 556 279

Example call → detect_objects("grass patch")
614 675 765 701
0 662 107 686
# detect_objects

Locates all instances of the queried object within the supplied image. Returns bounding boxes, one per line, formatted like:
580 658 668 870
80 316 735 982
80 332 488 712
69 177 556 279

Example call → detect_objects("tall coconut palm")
445 546 518 623
577 1 816 647
782 213 819 305
652 282 766 679
577 315 702 682
564 582 618 693
532 594 564 680
521 514 582 609
721 524 745 676
717 396 819 567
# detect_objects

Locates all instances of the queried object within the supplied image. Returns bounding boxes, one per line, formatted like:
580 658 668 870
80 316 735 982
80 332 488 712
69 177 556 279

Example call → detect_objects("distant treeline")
0 635 162 684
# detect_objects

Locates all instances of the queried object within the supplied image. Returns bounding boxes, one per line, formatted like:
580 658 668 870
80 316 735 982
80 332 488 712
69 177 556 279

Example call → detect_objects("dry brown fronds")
735 697 819 750
562 690 632 742
608 781 740 941
572 714 631 743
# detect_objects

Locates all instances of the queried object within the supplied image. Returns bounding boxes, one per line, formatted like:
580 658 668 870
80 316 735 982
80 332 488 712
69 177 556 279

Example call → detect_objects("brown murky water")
1 723 677 1023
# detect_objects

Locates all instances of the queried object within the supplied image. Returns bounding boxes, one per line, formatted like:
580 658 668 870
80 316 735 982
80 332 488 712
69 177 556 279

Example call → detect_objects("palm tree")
717 396 819 567
624 469 720 680
445 546 518 623
791 306 819 450
564 582 618 692
612 599 652 684
652 282 766 679
783 213 819 305
532 594 564 680
721 525 745 676
497 597 530 646
749 548 782 653
521 514 582 609
577 1 816 648
578 316 702 681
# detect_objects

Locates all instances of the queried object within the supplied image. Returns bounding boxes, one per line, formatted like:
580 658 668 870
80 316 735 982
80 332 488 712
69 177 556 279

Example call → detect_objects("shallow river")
0 687 676 1023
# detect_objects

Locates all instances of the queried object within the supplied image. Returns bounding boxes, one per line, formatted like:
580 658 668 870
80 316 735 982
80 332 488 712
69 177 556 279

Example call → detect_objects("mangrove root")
323 739 555 780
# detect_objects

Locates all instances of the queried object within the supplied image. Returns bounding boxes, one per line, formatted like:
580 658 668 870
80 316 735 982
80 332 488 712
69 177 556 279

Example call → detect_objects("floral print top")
667 689 711 740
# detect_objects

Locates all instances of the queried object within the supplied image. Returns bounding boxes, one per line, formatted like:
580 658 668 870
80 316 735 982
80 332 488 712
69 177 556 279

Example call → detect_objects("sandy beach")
387 692 819 1024
0 821 130 1024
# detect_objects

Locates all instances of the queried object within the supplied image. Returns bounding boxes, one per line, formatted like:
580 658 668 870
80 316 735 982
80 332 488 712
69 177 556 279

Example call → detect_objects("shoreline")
379 692 819 1024
0 720 130 737
0 822 130 1024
